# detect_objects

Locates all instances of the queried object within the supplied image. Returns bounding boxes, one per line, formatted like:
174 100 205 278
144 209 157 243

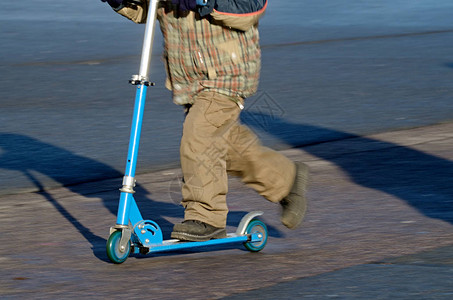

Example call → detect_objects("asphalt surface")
1 0 453 298
1 122 453 299
1 0 452 195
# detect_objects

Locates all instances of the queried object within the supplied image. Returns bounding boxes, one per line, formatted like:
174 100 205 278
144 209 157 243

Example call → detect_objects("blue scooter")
106 0 268 264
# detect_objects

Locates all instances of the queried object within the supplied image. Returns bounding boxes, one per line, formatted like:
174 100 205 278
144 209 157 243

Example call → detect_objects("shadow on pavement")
241 112 453 224
0 133 182 261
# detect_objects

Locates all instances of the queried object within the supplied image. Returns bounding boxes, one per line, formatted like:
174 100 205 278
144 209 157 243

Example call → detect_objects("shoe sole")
171 228 227 242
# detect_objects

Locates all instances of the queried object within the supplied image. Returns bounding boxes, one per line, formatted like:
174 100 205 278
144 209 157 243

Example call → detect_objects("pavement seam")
10 30 453 68
261 29 453 49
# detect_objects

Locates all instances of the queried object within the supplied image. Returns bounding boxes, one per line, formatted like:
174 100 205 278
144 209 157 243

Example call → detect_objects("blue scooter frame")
106 0 268 264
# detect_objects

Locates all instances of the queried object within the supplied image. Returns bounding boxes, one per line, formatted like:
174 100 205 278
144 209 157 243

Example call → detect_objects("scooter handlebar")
124 0 208 5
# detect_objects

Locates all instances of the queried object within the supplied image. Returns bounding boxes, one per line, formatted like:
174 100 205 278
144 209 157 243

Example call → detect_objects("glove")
101 0 124 9
172 0 198 11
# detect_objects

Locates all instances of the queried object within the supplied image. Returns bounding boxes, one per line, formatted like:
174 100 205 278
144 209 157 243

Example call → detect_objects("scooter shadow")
0 133 177 261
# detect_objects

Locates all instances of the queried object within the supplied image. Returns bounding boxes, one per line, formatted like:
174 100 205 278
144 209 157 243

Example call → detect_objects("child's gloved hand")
172 0 198 11
101 0 124 9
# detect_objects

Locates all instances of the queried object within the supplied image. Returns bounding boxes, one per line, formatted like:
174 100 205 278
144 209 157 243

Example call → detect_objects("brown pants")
180 91 296 228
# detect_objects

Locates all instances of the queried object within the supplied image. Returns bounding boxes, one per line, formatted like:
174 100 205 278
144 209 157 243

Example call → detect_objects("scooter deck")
133 232 260 255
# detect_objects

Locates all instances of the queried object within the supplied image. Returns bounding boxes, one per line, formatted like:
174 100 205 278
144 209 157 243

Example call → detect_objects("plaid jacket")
157 3 261 105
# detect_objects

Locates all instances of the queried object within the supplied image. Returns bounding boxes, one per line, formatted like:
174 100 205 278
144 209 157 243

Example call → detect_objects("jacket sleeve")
113 0 150 24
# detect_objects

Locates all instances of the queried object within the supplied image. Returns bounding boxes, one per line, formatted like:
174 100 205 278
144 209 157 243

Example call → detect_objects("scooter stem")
122 0 159 185
138 0 159 81
117 0 160 225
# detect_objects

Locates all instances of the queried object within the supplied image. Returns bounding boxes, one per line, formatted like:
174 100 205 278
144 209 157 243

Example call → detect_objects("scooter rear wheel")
243 219 268 252
106 230 131 264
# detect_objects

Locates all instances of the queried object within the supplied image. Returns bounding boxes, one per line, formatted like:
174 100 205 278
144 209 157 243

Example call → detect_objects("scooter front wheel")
243 219 268 252
106 230 131 264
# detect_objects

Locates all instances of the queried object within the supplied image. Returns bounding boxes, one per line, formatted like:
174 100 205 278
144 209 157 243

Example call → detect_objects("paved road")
224 246 453 299
1 122 453 299
1 2 453 298
1 0 453 195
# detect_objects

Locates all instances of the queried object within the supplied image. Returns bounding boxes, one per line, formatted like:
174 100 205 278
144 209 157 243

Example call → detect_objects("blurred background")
1 0 452 195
